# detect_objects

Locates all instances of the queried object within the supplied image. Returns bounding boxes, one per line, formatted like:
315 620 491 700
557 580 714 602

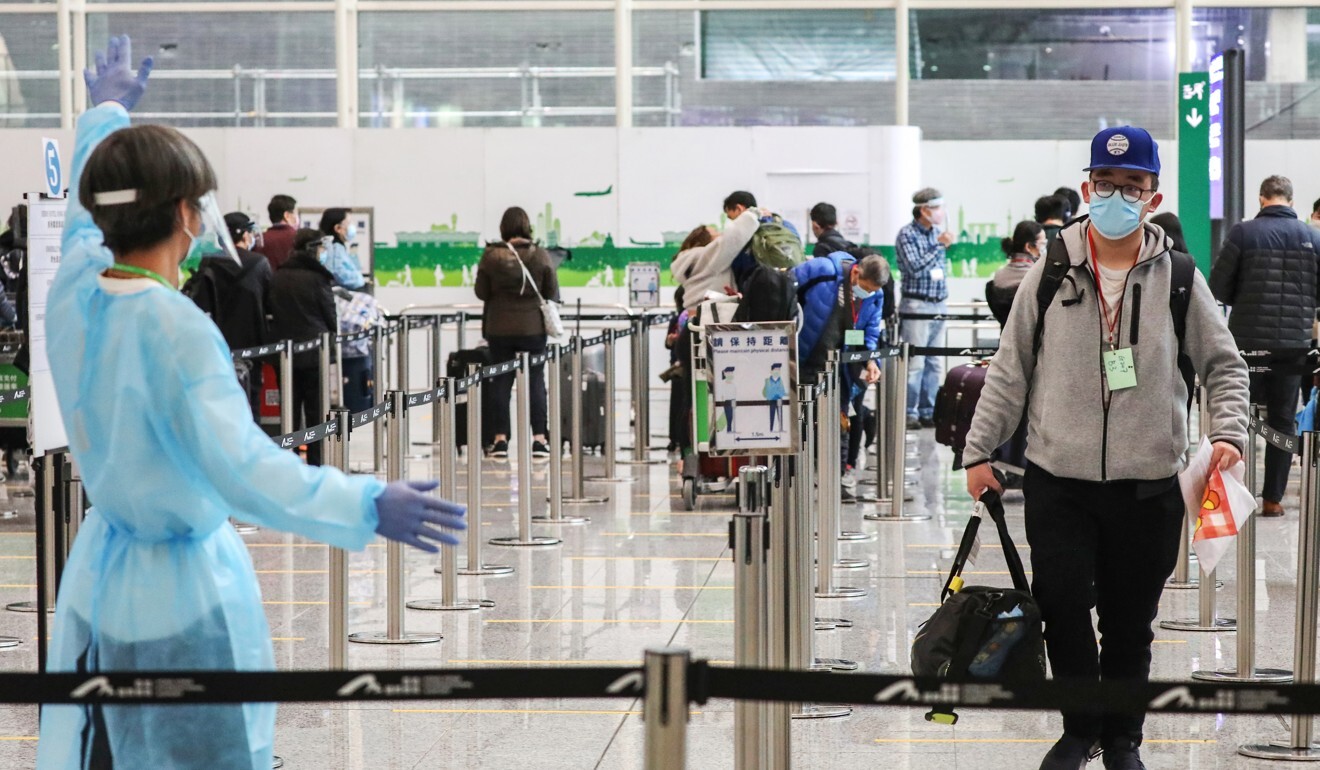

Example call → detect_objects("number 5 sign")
41 137 63 198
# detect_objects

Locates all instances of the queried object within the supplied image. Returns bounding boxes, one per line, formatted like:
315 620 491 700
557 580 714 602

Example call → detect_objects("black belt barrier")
338 330 372 344
293 339 321 354
909 346 1000 358
231 343 283 361
6 662 1320 716
351 401 390 430
581 333 608 348
0 388 29 405
480 359 521 379
1251 415 1301 455
899 312 992 322
405 384 446 409
274 419 339 451
842 347 903 364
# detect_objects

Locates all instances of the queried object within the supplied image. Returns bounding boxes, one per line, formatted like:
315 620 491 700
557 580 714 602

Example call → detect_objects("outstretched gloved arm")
375 480 467 553
84 34 153 110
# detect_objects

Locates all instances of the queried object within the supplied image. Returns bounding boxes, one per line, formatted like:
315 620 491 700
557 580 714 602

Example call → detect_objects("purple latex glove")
85 35 154 110
374 479 466 553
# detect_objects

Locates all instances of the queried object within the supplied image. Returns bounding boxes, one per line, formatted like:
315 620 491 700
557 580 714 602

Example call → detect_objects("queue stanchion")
489 353 561 548
797 385 849 635
1196 409 1292 684
565 336 608 504
319 332 333 425
623 315 666 466
537 345 587 525
333 332 345 410
823 353 871 566
815 365 865 600
866 343 929 523
587 331 629 483
431 317 444 445
325 408 351 668
456 366 514 577
279 339 294 436
8 454 57 617
410 379 484 611
348 390 442 646
872 364 891 499
643 647 690 770
1240 429 1320 760
456 311 468 351
372 325 388 474
733 466 771 770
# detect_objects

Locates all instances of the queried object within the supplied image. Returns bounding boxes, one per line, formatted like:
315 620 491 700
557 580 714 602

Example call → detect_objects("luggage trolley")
678 299 749 510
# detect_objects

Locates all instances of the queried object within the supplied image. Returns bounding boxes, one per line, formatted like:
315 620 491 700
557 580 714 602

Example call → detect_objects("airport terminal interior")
4 1 1320 769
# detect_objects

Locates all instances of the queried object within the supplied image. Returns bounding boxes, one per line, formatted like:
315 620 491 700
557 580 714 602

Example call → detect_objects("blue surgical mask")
853 284 874 300
1088 194 1146 240
346 224 358 241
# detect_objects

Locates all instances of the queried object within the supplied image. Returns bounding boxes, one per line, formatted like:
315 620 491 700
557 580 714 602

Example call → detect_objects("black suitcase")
910 490 1045 725
561 364 606 452
448 348 492 448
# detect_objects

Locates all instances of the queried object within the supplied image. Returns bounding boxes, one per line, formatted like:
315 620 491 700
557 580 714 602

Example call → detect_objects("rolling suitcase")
561 362 607 452
932 360 990 457
448 348 493 448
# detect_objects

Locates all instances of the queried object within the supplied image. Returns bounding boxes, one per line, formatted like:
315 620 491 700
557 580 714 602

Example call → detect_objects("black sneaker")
1100 738 1145 770
532 440 551 458
919 417 936 429
1039 734 1097 770
488 439 509 458
905 416 921 430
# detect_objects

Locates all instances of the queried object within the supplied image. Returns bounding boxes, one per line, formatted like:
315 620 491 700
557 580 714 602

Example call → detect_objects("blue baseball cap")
1084 126 1160 176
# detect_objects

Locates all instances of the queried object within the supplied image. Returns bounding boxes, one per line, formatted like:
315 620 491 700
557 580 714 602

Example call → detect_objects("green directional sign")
1178 72 1212 274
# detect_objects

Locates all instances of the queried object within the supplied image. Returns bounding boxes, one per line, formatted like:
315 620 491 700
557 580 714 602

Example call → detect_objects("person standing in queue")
39 36 465 770
318 207 366 290
474 206 558 459
255 193 298 270
895 187 954 429
963 126 1248 770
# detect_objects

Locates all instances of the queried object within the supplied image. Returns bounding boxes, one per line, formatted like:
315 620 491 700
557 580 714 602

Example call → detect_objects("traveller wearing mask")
895 186 954 429
39 37 464 770
268 229 339 465
1210 175 1320 517
318 207 366 290
985 220 1046 328
964 126 1248 770
255 193 298 270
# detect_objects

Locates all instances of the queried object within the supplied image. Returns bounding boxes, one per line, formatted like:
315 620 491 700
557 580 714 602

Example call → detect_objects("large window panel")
700 10 897 82
0 13 59 127
85 13 337 127
911 7 1175 139
358 11 616 128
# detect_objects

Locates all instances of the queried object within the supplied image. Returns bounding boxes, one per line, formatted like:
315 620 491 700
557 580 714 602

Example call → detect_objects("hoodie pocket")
1129 283 1142 346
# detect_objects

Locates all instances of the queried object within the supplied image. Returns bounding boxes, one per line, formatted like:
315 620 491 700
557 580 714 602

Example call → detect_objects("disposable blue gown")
36 103 385 769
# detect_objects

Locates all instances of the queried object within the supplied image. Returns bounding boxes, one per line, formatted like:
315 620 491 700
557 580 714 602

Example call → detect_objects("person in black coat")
1210 175 1320 516
810 202 897 325
268 228 337 465
184 212 273 418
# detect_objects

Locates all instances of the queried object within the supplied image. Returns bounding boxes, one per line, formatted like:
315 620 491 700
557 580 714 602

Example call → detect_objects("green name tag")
844 329 865 346
1103 348 1137 390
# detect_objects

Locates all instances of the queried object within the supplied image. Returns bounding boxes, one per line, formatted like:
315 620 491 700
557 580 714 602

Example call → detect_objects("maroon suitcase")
933 361 990 453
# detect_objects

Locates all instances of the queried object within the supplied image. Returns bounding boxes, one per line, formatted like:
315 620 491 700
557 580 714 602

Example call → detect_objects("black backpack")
1032 231 1196 405
911 490 1045 725
733 264 799 323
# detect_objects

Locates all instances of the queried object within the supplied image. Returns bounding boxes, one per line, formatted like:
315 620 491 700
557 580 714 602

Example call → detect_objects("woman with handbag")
474 206 561 458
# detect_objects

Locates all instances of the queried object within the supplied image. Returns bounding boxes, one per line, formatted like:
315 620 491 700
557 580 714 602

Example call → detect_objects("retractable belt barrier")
842 347 903 364
581 333 609 348
6 662 1320 716
0 388 29 405
1251 415 1301 455
908 346 1000 358
272 419 340 451
898 312 991 322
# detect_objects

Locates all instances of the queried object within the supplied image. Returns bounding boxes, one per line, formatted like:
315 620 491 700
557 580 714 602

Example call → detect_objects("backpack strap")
1031 237 1075 357
1168 248 1197 409
795 254 852 305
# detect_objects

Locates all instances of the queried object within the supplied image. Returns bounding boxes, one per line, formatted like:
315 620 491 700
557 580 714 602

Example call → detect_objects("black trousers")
341 356 374 414
484 334 548 441
292 365 323 466
1250 370 1301 504
1023 464 1184 741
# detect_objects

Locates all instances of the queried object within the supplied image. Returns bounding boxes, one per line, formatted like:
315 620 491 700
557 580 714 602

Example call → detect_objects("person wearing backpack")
963 127 1249 770
896 187 955 429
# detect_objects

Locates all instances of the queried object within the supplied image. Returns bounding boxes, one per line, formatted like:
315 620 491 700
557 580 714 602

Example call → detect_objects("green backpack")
750 215 805 269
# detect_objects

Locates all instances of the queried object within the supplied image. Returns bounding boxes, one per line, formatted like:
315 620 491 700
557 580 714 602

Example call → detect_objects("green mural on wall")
371 204 1023 287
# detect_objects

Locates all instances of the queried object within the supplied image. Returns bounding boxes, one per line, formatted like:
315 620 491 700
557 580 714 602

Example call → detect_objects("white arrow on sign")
1185 108 1204 128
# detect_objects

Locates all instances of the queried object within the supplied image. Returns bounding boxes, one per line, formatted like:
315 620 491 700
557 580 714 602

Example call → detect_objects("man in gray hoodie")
964 126 1249 770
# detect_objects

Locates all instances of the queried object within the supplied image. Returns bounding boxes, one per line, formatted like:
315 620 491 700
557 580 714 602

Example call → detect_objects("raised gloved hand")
84 35 154 111
374 480 466 553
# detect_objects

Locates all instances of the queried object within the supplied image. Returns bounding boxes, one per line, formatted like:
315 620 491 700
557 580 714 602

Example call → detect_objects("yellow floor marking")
0 584 35 589
529 585 732 590
485 618 731 624
604 532 725 538
0 532 35 536
271 637 306 642
394 708 702 716
568 557 723 561
0 555 33 560
0 737 37 741
255 569 383 575
873 738 1215 745
262 601 371 606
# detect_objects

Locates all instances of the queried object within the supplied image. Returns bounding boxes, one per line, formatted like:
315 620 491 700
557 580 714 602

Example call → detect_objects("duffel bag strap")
979 490 1031 594
940 506 984 602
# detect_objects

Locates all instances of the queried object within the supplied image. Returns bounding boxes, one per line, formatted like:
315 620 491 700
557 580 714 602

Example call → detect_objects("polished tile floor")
0 405 1313 769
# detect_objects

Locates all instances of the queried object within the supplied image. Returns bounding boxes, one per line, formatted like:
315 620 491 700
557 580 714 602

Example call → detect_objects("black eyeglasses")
1092 179 1155 204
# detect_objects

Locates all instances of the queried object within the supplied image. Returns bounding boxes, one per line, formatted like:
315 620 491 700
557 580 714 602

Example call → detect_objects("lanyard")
1087 228 1138 350
105 263 175 291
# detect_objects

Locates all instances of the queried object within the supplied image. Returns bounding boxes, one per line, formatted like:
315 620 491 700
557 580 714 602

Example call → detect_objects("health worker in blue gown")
36 36 465 770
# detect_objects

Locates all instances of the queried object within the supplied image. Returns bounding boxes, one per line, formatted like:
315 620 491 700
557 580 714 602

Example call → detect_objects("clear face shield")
192 191 240 266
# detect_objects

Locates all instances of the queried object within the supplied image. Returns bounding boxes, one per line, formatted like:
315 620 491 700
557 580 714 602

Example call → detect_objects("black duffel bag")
911 489 1045 725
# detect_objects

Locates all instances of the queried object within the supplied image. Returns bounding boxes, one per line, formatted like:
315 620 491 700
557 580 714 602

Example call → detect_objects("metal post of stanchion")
333 334 345 410
622 315 666 466
643 647 690 770
319 332 333 427
456 311 468 351
348 391 442 646
7 455 56 617
733 466 771 770
537 345 587 525
279 339 294 436
587 331 630 483
867 343 929 523
820 354 873 565
410 379 483 611
457 367 514 577
1197 408 1291 683
490 353 561 548
1241 429 1320 760
431 317 444 444
372 325 387 473
565 336 608 504
815 369 865 600
326 408 351 668
797 386 850 635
